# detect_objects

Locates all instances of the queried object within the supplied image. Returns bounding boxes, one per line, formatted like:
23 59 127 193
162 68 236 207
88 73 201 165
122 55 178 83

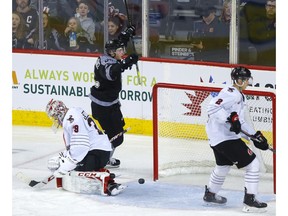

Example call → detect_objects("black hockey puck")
138 178 145 184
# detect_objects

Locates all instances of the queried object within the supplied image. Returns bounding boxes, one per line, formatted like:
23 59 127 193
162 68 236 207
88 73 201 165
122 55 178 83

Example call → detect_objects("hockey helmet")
46 99 68 132
231 66 253 86
105 39 125 54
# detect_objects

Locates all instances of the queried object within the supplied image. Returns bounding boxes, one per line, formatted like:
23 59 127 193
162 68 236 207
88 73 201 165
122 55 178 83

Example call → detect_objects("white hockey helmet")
46 99 68 132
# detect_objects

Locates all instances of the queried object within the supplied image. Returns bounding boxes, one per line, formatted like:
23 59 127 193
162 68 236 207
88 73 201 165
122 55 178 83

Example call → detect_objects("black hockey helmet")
231 66 253 87
231 66 252 81
105 39 125 54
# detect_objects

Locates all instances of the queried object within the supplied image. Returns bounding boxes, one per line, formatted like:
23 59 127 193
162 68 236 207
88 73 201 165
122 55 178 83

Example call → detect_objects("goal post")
152 82 276 193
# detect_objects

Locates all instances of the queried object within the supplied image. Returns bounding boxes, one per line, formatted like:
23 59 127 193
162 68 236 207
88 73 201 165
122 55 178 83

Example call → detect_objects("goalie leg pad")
59 171 123 196
61 173 105 195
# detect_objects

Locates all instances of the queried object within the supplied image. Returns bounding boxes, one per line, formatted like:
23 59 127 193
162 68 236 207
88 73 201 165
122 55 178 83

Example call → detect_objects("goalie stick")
123 0 142 85
16 128 131 188
240 129 276 153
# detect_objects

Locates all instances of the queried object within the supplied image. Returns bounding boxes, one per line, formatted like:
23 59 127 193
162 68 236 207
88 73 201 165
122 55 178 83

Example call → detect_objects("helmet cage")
46 99 67 132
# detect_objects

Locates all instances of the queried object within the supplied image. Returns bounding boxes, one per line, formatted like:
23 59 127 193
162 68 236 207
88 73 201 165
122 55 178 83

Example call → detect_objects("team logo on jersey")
228 87 234 92
247 148 253 156
94 81 100 88
67 115 74 123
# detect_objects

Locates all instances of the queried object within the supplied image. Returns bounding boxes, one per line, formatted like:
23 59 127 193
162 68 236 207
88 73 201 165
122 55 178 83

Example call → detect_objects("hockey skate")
242 187 267 213
203 185 227 205
107 183 126 196
106 158 120 168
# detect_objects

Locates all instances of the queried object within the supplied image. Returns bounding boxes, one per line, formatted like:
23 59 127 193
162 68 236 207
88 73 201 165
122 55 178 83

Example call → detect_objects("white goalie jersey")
62 107 112 163
205 86 256 147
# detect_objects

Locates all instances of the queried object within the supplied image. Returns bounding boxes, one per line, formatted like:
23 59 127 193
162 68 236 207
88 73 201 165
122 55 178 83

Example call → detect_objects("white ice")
12 126 276 216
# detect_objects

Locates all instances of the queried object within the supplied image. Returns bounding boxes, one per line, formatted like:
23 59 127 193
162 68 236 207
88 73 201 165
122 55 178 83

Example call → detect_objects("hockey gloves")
118 25 136 45
121 53 139 70
48 152 77 176
47 156 61 172
252 131 269 150
227 112 241 134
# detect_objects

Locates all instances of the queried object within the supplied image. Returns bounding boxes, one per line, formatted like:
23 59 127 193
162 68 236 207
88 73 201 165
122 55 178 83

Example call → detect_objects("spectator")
94 2 128 53
75 0 96 44
108 16 125 40
12 11 33 49
61 16 96 52
219 0 231 25
33 10 65 51
218 0 231 59
15 0 39 40
70 0 102 23
246 0 276 66
192 6 229 63
30 0 74 32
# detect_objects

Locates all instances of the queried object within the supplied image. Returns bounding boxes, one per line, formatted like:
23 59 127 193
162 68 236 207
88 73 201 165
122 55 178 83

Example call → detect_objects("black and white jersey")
90 55 124 105
19 8 39 34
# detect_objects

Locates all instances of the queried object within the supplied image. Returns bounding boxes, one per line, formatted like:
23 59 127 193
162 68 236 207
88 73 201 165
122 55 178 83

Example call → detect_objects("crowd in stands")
12 0 276 67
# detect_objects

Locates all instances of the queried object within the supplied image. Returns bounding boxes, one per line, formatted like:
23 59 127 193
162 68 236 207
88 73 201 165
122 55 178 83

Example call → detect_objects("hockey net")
152 83 276 193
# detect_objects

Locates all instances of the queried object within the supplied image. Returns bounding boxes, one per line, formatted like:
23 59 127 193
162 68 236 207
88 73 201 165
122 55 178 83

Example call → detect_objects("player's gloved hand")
252 131 269 150
125 25 136 37
54 153 77 176
118 25 136 45
47 156 60 172
227 112 241 134
121 53 139 70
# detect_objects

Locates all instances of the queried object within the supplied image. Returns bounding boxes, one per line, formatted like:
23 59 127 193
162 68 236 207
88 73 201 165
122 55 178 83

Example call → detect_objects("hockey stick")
109 127 131 143
240 129 276 153
123 0 142 85
16 128 131 188
16 172 55 189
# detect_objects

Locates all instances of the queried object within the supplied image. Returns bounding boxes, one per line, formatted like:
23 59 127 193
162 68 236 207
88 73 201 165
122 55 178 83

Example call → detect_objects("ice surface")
13 126 276 216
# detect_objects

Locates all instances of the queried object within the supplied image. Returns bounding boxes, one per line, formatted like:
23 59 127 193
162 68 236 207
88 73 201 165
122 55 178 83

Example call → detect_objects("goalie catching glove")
47 152 77 176
252 131 269 150
227 112 241 134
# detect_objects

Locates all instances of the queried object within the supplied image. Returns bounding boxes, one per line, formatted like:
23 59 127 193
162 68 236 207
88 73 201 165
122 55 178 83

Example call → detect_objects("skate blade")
105 164 120 169
242 205 267 213
203 201 226 206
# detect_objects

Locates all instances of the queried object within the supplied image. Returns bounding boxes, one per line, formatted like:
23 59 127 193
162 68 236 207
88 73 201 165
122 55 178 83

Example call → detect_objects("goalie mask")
231 66 253 87
46 99 68 132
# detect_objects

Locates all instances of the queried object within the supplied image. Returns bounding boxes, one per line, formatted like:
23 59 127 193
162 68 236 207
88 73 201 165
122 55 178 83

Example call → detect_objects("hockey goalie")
46 99 126 196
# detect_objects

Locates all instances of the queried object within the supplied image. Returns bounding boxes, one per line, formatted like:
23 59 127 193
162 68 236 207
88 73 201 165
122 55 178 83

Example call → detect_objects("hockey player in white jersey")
204 67 269 212
45 99 125 196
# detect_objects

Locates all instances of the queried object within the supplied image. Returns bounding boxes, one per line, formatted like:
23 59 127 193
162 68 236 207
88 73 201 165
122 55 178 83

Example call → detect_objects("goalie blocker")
55 170 126 196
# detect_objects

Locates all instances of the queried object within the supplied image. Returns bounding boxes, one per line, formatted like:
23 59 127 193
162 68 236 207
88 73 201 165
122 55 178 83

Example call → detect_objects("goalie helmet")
105 39 125 55
46 99 68 132
231 66 253 87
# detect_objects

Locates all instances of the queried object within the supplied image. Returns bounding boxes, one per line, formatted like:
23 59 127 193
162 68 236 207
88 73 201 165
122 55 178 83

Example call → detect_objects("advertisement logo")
12 70 19 89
